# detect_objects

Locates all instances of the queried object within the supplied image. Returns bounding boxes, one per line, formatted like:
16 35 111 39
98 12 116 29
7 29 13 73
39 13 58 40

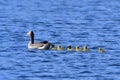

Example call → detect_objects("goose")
98 48 105 53
75 46 82 51
57 45 64 50
27 31 51 50
67 45 74 51
82 45 89 52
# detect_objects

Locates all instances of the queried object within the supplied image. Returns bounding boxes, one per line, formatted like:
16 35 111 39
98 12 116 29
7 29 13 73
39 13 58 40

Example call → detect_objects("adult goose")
27 31 51 50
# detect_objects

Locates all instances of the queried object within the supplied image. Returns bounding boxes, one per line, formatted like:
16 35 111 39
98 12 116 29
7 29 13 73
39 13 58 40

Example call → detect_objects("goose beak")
27 31 30 36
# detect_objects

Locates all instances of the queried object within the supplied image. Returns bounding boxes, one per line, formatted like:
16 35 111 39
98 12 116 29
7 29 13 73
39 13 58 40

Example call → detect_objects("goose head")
27 31 34 44
27 31 34 36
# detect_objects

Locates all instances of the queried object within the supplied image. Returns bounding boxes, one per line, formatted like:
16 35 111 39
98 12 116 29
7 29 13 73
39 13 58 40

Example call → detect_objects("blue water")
0 0 120 80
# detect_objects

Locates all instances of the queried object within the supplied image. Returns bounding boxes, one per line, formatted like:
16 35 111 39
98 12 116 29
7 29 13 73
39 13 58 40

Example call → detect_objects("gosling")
82 45 89 52
57 45 64 50
51 44 57 50
75 46 82 51
67 45 74 51
98 48 105 53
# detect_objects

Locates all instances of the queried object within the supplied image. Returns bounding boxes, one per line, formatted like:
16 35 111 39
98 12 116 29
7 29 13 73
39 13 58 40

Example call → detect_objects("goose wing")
33 42 44 48
34 42 50 50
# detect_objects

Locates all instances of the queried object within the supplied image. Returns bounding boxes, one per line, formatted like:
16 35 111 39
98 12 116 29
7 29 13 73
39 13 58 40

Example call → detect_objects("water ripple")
0 0 120 80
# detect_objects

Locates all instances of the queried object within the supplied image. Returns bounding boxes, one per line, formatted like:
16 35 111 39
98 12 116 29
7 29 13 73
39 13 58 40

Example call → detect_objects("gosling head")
67 45 72 49
51 44 55 48
75 46 79 49
57 45 61 48
84 45 88 49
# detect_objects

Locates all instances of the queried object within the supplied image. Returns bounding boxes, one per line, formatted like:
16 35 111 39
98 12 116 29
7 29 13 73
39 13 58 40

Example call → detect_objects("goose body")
27 31 50 50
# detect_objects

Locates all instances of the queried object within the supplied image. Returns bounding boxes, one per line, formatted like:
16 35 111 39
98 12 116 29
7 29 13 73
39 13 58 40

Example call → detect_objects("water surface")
0 0 120 80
